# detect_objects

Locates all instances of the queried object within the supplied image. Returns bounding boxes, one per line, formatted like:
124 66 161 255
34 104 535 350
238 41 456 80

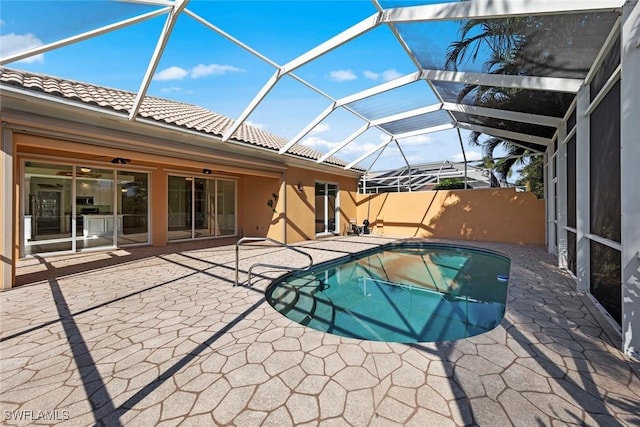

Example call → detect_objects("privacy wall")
357 188 545 245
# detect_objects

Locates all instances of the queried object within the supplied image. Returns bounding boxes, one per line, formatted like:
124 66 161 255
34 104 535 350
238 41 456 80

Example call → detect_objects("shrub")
433 178 472 190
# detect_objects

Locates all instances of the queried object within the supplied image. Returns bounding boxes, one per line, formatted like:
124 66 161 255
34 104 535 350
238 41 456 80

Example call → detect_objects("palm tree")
443 16 574 183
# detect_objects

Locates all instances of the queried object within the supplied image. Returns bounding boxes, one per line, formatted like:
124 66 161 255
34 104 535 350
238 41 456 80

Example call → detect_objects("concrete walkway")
1 236 639 426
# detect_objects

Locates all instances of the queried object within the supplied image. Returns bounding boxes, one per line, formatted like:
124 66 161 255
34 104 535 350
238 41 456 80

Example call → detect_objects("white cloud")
396 134 433 146
405 154 426 163
190 63 243 78
0 33 44 63
301 136 335 149
449 150 483 162
382 68 402 81
310 123 330 134
362 68 403 82
154 63 243 81
160 86 183 93
245 120 265 129
341 142 380 155
155 66 189 81
328 69 357 82
363 70 379 80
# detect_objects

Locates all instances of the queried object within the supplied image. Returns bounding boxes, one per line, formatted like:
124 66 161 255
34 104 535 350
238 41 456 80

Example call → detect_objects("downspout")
282 171 287 244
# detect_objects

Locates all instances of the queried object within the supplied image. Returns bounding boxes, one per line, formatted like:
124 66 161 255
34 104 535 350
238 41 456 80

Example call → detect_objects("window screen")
590 240 621 324
589 81 621 243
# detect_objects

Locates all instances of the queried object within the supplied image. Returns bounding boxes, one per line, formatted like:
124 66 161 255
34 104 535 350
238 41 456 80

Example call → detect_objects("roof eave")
0 84 363 177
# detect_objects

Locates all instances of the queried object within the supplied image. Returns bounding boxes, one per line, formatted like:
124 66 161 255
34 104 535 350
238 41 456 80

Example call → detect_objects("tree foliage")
442 16 574 193
433 178 472 190
516 156 544 198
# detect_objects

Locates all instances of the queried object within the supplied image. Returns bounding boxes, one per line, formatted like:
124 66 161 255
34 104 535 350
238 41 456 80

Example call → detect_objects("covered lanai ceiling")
0 0 624 172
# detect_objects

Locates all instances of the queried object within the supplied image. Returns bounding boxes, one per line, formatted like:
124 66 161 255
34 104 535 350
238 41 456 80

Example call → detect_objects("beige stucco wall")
0 129 16 288
284 167 359 243
13 133 284 248
357 188 545 245
10 133 360 254
11 131 542 250
239 175 284 241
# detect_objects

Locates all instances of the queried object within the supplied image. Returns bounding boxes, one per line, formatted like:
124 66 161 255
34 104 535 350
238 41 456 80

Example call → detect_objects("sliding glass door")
217 180 236 236
23 161 150 257
118 170 149 244
168 175 236 241
24 162 73 255
315 182 338 234
76 168 114 250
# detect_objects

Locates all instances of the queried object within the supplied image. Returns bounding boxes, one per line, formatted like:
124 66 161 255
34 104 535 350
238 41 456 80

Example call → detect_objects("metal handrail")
234 237 314 286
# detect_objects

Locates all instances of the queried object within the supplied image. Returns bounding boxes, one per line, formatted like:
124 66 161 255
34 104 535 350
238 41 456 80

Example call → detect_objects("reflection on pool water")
266 242 510 343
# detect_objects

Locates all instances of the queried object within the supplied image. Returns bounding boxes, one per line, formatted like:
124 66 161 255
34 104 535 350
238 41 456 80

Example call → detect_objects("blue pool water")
266 243 510 343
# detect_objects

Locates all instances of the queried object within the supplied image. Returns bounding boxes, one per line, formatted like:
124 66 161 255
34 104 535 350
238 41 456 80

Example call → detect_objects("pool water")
266 243 510 343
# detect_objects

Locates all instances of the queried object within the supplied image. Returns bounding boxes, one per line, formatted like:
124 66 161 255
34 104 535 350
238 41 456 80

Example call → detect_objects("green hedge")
433 178 472 190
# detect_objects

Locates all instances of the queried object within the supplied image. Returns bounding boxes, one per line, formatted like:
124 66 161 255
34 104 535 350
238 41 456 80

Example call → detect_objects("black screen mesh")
567 135 576 229
568 109 577 132
591 36 621 101
590 240 621 324
567 232 576 275
590 81 621 243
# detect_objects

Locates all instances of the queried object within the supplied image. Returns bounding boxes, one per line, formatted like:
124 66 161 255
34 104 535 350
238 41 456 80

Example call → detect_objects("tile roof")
0 68 353 169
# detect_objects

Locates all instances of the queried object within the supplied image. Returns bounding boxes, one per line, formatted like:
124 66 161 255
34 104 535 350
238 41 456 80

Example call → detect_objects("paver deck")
1 236 639 426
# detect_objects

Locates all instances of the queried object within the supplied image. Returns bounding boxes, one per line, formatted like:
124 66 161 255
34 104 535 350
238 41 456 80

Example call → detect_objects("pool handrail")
235 237 314 286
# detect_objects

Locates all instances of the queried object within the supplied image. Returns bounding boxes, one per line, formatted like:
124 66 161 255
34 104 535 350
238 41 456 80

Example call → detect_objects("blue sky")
0 0 491 171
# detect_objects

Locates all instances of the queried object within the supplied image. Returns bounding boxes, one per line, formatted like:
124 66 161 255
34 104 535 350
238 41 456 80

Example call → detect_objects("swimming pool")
266 242 510 343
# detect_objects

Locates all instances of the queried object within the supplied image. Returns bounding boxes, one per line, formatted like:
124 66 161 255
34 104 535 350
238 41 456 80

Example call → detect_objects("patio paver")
1 236 639 426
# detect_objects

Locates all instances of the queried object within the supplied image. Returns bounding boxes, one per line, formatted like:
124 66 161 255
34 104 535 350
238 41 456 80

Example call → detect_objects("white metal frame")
1 0 619 172
620 0 640 359
382 0 625 23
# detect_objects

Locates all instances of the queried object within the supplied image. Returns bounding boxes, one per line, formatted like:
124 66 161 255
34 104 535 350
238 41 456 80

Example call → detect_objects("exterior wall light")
203 169 212 174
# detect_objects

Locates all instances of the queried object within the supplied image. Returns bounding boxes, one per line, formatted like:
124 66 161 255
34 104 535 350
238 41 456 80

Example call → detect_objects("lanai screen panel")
345 81 437 121
395 12 620 78
378 110 452 135
450 112 557 139
0 0 162 47
432 81 576 118
590 36 621 100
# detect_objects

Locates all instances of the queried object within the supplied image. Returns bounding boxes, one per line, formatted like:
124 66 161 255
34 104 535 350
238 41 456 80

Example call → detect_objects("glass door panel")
194 178 215 238
24 162 73 255
327 184 338 233
117 170 149 245
168 176 193 241
315 183 326 234
76 168 114 250
168 176 236 240
217 180 236 236
315 182 339 234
